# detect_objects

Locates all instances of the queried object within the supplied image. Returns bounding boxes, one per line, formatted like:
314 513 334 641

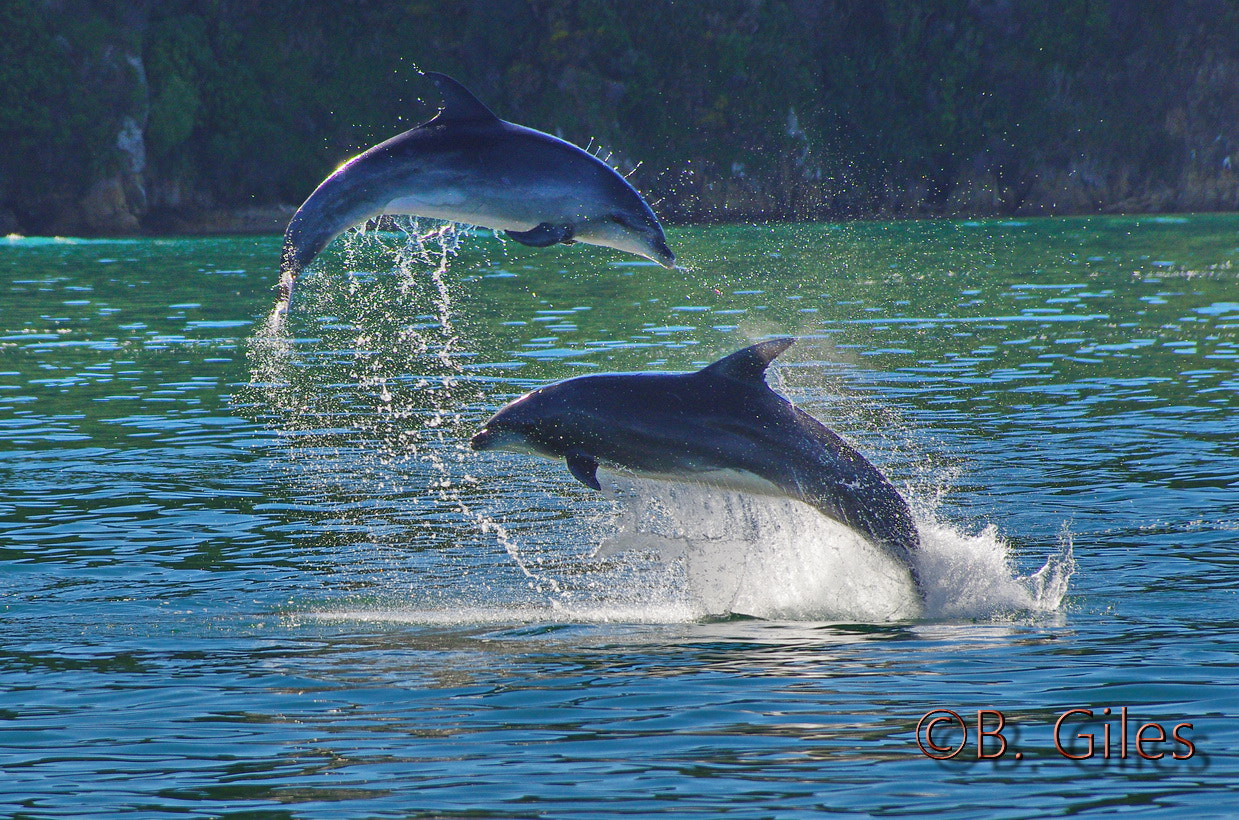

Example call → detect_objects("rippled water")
2 216 1236 816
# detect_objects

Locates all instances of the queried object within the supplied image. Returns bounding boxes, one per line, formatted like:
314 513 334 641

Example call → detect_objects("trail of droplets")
242 219 560 596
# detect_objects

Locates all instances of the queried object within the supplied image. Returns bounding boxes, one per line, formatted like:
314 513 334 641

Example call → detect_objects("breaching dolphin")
276 72 675 311
471 338 925 598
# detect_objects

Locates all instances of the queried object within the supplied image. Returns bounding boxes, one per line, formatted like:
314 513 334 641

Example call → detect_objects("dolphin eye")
609 214 635 230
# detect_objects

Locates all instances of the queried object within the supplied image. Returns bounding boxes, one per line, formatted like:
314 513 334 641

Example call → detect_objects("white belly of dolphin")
624 467 790 501
381 194 539 233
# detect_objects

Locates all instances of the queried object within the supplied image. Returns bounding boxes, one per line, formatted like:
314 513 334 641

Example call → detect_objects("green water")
1 215 1236 816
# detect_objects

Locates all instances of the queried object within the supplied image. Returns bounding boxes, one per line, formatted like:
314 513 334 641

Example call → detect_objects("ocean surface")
1 215 1236 817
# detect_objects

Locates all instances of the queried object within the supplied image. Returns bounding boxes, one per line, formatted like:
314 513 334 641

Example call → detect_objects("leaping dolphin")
276 72 675 312
471 338 925 599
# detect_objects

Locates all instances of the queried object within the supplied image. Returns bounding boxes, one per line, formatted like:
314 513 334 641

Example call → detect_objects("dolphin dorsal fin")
701 337 795 384
425 72 500 123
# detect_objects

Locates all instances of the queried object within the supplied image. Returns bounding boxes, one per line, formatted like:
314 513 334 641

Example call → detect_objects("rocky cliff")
1 0 1236 236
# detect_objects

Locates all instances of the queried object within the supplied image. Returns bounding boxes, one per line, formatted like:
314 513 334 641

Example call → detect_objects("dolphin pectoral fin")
566 452 602 490
505 223 576 248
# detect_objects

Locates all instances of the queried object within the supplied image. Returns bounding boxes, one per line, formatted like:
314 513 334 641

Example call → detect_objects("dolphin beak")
650 238 676 269
469 428 494 451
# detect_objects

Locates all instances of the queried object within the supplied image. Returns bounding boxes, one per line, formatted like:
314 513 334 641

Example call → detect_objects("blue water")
1 216 1237 816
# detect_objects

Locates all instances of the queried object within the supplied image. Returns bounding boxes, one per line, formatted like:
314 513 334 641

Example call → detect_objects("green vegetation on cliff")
1 0 1237 234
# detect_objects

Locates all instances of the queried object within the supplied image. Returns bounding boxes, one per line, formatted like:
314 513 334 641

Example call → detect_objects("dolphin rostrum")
276 72 675 312
471 338 925 598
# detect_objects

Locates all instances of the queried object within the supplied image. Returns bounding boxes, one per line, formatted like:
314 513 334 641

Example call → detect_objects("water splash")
592 477 919 621
578 475 1073 623
242 228 1072 625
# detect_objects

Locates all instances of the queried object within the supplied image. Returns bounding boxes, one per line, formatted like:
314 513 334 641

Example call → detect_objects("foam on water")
303 600 704 628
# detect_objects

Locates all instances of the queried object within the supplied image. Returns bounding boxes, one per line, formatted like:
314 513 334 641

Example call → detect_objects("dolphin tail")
829 491 926 603
277 187 349 314
274 251 299 316
881 521 925 601
276 222 321 313
795 440 926 602
855 500 925 602
778 404 927 602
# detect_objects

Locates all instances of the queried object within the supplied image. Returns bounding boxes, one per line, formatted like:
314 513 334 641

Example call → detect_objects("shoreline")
6 204 1238 242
